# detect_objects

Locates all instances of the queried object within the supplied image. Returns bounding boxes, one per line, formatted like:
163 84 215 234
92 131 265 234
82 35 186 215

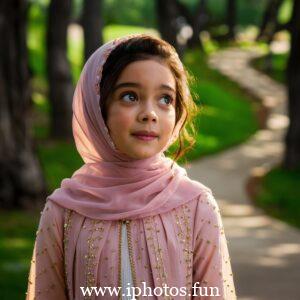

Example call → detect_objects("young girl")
26 34 236 300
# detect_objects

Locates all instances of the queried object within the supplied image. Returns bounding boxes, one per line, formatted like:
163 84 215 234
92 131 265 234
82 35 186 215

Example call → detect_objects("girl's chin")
124 148 160 160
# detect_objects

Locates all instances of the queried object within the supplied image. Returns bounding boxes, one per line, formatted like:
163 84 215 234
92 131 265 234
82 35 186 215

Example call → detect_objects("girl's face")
105 59 177 159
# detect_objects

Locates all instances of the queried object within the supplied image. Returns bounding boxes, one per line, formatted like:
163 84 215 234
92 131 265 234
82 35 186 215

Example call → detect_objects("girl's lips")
132 134 158 141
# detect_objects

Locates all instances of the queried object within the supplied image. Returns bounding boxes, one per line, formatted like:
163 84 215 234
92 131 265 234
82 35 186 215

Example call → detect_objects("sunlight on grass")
103 24 159 42
0 238 32 249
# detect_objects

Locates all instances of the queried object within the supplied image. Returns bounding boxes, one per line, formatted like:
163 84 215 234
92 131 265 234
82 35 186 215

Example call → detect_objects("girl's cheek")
117 111 135 127
164 110 176 128
107 104 133 125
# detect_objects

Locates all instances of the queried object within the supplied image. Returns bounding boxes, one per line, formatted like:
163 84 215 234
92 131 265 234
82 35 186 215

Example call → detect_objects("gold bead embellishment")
144 216 170 300
117 219 139 299
63 209 73 296
84 219 104 300
173 204 193 300
125 220 139 296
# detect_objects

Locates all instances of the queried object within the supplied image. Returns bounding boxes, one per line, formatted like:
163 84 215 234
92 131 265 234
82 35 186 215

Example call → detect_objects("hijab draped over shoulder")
47 34 211 220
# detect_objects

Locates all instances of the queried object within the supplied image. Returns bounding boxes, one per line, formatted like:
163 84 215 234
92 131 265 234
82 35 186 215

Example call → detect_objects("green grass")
251 52 288 84
254 166 300 229
37 140 84 191
0 211 40 299
103 24 158 41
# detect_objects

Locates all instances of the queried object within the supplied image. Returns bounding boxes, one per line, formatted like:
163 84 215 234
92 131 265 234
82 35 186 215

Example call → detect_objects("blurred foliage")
255 166 300 229
103 0 155 27
29 0 294 31
278 0 293 24
0 210 39 299
251 52 288 84
180 0 268 26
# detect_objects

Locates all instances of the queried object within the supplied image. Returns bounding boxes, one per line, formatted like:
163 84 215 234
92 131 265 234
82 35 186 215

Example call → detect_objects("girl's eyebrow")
112 82 176 94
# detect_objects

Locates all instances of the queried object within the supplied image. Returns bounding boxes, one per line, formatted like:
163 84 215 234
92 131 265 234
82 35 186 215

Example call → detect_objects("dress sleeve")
26 200 68 299
192 191 237 300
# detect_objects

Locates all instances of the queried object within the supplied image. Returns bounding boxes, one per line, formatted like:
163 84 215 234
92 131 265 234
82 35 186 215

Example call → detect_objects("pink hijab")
47 34 211 220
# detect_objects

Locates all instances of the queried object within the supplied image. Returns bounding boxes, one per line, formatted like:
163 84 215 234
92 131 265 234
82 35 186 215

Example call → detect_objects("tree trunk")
226 0 236 40
82 0 103 62
186 0 208 48
257 0 284 43
0 0 46 208
47 0 73 139
284 0 300 169
155 0 186 58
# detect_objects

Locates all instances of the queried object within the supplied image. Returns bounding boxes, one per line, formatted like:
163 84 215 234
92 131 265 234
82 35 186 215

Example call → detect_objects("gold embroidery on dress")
84 219 104 300
173 204 193 300
182 205 193 298
118 220 140 300
126 220 139 299
63 209 73 295
145 216 171 300
118 220 139 300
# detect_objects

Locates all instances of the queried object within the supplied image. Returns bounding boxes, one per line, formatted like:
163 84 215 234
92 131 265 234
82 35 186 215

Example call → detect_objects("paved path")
186 47 300 300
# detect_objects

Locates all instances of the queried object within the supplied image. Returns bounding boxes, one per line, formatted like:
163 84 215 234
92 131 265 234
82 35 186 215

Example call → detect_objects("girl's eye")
159 95 174 106
120 92 137 102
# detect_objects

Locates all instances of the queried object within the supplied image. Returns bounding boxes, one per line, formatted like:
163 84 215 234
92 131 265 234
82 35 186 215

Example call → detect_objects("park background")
0 0 300 299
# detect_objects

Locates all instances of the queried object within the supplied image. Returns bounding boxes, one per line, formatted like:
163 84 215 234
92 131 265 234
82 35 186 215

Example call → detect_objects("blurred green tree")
284 0 300 169
81 0 104 62
46 0 74 139
0 0 46 208
226 0 237 40
185 0 208 48
155 0 207 56
257 0 285 43
155 0 185 56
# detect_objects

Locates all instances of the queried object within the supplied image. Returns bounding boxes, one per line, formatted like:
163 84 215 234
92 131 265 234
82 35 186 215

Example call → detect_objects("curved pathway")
186 47 300 300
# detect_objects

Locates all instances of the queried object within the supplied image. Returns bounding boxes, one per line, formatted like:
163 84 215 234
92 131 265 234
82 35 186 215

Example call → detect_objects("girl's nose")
138 101 158 123
138 110 158 123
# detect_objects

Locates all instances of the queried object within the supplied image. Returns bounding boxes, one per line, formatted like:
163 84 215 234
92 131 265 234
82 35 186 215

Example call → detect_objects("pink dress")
26 190 237 299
